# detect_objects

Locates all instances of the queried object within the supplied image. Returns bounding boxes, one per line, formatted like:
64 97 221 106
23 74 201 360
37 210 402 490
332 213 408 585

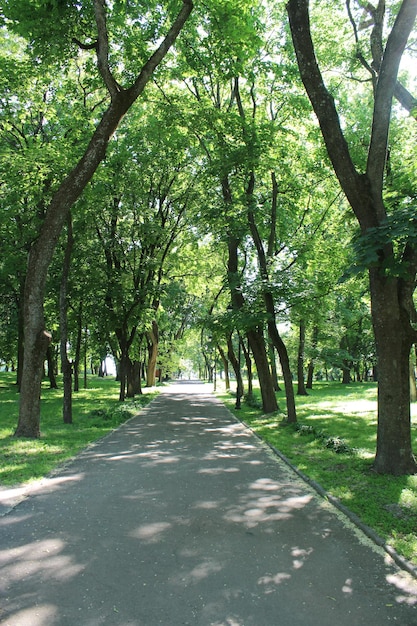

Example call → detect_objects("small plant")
324 436 352 454
244 394 263 410
293 422 353 454
294 424 316 435
89 408 112 420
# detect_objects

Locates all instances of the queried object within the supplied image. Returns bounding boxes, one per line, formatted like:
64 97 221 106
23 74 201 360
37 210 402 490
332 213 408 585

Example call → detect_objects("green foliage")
2 0 95 61
348 205 417 278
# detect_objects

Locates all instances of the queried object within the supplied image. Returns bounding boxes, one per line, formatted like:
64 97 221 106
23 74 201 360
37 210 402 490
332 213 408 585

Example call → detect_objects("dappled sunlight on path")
1 381 417 625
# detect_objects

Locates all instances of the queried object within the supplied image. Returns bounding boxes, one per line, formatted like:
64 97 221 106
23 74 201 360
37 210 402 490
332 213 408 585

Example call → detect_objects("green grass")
0 372 158 486
217 380 417 567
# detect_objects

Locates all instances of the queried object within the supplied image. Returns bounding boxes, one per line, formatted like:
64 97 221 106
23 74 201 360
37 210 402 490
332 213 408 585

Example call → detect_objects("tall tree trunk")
267 320 296 422
217 345 230 390
306 324 319 389
370 269 416 474
83 327 88 389
412 347 417 402
227 233 278 413
268 340 281 392
146 320 159 387
16 279 25 390
246 197 295 421
131 360 142 395
341 363 351 385
226 333 244 408
73 302 83 393
60 214 74 424
126 358 135 398
240 335 253 401
46 346 58 389
15 0 193 438
287 0 417 473
297 319 308 396
118 353 128 402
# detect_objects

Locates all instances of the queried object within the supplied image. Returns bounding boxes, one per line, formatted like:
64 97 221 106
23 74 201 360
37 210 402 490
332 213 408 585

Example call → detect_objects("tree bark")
306 324 318 389
16 279 25 390
287 0 417 473
246 195 296 421
73 302 83 393
217 345 230 390
15 0 193 437
227 233 278 413
297 320 308 396
46 346 58 389
370 268 417 474
146 320 159 387
60 214 74 424
226 333 244 407
269 340 281 392
240 335 253 401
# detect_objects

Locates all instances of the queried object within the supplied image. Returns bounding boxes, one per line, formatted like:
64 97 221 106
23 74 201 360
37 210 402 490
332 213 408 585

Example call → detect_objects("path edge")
227 408 417 582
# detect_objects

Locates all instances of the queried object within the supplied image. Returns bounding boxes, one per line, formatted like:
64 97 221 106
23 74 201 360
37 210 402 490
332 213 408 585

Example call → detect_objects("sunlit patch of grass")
0 372 158 486
217 380 417 567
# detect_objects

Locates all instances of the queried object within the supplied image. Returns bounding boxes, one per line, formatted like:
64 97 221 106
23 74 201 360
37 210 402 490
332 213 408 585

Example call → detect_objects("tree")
6 0 193 437
287 0 417 474
59 215 74 423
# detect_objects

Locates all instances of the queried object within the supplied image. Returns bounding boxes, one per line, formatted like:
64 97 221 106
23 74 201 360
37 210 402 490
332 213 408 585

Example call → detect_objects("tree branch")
394 81 417 119
126 0 194 105
286 0 370 225
367 0 417 196
93 0 122 97
347 0 417 119
72 37 98 51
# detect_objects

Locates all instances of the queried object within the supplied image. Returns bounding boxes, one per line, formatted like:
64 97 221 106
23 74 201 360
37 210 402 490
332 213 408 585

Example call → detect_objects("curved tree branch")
72 37 98 51
286 0 371 226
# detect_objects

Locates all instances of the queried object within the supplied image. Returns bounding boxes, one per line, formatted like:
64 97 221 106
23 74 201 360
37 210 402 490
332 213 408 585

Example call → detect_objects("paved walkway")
1 381 417 625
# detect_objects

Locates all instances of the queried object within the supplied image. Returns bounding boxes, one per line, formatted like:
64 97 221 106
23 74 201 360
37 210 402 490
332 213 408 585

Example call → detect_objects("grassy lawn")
0 372 158 486
217 380 417 568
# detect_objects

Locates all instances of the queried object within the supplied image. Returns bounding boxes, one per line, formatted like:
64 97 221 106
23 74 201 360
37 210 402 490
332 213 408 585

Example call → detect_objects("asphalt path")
1 381 417 625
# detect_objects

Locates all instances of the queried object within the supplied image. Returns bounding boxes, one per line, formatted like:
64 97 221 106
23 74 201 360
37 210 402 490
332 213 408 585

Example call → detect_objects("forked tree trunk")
287 0 417 473
246 199 295 421
227 234 278 414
